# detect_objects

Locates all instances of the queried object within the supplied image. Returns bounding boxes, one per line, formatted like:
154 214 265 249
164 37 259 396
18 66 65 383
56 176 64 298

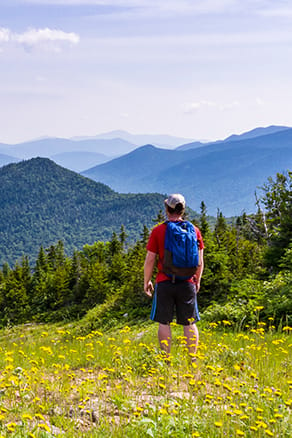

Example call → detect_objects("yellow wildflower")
38 423 51 432
214 421 223 427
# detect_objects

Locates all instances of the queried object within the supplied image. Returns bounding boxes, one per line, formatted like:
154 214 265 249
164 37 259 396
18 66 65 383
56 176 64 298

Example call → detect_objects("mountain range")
0 131 193 172
71 130 194 148
1 125 292 216
0 137 137 171
82 126 292 216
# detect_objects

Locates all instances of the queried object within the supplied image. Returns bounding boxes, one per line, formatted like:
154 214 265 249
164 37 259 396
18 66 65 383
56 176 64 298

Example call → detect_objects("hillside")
82 128 292 216
0 158 166 265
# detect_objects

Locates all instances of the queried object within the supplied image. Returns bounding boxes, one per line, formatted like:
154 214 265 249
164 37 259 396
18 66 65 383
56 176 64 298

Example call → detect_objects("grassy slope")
0 318 291 437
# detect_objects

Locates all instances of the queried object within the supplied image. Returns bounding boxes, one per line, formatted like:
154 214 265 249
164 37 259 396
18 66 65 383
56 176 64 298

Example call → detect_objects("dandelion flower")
274 413 283 419
38 423 51 432
214 421 223 428
22 413 33 421
6 423 16 432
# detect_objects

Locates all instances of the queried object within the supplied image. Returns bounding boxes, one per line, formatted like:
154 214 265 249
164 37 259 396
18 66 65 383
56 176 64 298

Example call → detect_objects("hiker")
144 194 204 359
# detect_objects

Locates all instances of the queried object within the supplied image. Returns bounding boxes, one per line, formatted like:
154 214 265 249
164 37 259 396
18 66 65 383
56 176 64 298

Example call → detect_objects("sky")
1 0 292 144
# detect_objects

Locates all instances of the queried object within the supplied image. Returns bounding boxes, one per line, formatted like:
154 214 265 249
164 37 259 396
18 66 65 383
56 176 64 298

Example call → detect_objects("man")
144 194 204 359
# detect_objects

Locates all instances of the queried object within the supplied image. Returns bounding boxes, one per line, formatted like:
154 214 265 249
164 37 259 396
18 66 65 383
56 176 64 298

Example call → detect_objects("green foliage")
0 168 291 330
261 271 292 325
260 171 292 270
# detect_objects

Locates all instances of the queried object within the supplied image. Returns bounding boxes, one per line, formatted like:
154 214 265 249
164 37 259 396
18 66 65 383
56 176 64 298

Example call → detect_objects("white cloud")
183 100 240 114
15 28 80 45
219 101 240 111
0 28 11 43
256 97 265 106
0 26 80 52
183 100 217 114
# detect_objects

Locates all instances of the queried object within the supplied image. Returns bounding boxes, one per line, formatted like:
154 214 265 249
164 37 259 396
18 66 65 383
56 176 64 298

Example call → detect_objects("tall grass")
0 316 291 437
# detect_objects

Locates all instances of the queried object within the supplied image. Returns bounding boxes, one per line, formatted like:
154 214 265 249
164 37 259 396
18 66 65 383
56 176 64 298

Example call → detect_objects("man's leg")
183 323 199 358
158 323 171 354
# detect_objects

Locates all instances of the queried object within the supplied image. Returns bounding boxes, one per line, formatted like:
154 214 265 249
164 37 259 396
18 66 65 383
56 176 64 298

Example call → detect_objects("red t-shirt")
146 221 204 283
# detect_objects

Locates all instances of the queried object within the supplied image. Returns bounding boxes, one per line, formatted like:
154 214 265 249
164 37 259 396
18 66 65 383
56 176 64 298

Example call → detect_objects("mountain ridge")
82 128 292 216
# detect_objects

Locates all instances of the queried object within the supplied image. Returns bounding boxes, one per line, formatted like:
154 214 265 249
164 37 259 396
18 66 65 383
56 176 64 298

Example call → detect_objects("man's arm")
144 250 157 296
194 249 204 292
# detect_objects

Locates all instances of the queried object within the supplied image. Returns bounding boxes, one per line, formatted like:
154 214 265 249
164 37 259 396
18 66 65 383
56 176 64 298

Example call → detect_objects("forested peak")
0 156 166 265
0 156 115 196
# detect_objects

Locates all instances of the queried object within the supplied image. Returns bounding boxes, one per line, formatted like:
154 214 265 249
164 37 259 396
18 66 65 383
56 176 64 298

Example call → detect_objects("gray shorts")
150 280 200 325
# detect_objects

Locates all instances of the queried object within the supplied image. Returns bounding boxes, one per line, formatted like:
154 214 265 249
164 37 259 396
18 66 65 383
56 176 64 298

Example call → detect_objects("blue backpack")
163 221 199 282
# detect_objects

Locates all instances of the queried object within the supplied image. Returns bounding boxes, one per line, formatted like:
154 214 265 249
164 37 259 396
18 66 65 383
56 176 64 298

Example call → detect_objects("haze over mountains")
1 125 292 216
82 126 292 216
71 130 194 148
0 137 137 172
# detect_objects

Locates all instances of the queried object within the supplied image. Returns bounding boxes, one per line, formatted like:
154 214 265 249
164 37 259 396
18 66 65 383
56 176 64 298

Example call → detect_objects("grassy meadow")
0 315 291 437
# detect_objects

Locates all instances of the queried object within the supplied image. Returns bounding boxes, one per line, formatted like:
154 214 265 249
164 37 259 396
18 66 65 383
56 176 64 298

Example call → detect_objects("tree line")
0 172 291 329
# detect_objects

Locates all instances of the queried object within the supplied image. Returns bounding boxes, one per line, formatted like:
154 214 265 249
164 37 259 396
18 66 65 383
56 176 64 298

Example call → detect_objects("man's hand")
192 275 200 293
196 279 200 292
144 251 156 297
144 280 154 297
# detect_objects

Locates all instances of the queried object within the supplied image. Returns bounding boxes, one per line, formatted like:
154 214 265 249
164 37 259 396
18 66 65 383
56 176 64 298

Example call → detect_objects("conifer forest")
0 171 291 330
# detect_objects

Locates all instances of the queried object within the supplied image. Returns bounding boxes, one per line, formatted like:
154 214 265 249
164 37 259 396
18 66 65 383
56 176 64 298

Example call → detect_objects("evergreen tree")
0 263 30 325
152 209 165 224
140 225 149 247
214 210 227 248
119 225 127 250
260 172 292 270
199 201 209 236
109 232 122 257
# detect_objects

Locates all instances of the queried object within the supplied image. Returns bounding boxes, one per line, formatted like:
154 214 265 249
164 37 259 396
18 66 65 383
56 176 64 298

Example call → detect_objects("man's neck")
167 213 183 221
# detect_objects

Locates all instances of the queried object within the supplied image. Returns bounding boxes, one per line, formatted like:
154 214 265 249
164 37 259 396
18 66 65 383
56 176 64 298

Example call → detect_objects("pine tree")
199 201 209 236
119 225 128 250
152 209 165 224
260 172 292 270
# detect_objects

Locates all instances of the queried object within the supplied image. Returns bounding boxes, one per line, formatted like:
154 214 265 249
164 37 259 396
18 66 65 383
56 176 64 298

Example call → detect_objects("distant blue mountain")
224 125 290 142
1 137 136 159
51 151 110 172
175 141 206 151
82 127 292 216
0 153 19 168
72 130 195 148
176 125 290 151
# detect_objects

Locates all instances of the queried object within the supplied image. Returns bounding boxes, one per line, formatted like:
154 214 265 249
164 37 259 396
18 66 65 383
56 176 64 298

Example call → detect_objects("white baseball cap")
164 193 186 209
